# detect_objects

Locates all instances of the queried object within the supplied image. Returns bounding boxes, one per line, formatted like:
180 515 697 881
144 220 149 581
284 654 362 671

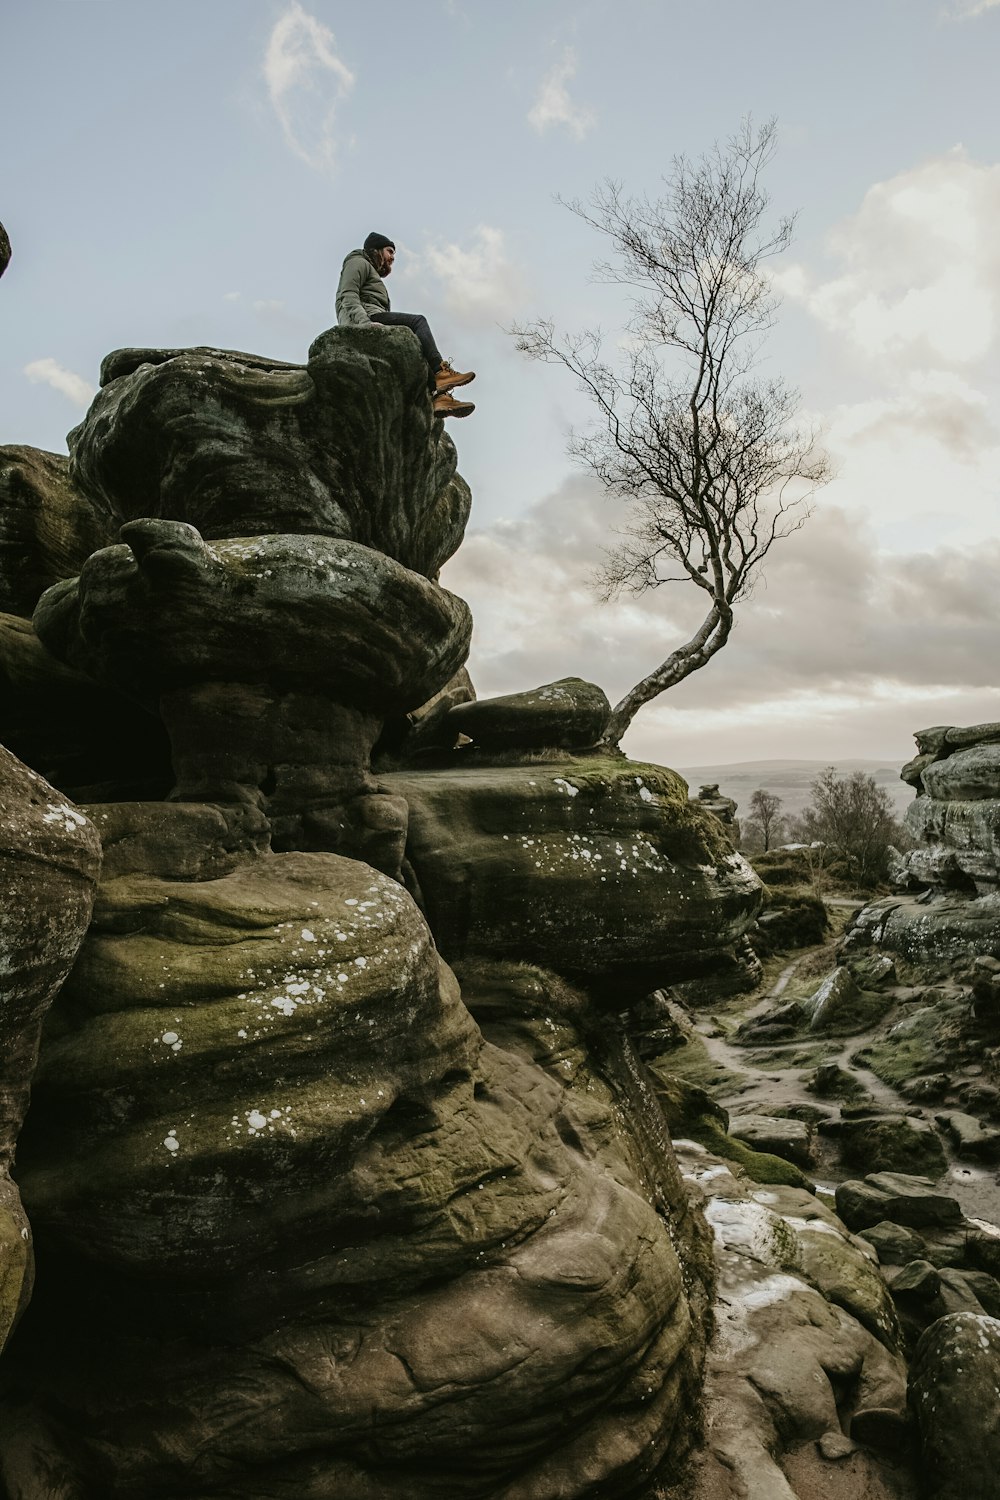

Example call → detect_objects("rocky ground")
646 895 1000 1499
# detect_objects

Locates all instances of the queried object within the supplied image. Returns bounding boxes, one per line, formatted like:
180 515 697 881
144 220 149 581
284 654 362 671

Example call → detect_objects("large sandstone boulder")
909 1312 1000 1500
0 747 100 1355
846 891 1000 965
6 822 703 1497
386 758 763 990
922 743 1000 802
0 445 112 618
906 794 1000 889
835 1173 963 1233
446 677 612 750
68 328 470 577
0 321 757 1498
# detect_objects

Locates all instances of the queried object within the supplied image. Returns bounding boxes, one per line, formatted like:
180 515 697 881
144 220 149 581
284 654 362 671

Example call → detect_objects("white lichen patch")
553 777 579 797
704 1197 799 1268
163 1130 180 1154
42 802 88 833
740 1272 805 1310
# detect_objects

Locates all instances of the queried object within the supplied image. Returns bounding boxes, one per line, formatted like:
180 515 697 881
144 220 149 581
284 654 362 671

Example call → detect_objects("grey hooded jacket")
335 248 390 327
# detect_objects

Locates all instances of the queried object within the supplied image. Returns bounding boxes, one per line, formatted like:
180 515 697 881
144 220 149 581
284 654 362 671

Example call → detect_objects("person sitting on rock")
336 232 475 419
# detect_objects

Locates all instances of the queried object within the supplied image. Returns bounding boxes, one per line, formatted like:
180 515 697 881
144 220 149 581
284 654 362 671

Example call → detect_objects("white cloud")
775 149 1000 366
527 47 595 141
945 0 1000 17
442 474 1000 764
264 2 354 173
23 357 94 408
407 226 525 325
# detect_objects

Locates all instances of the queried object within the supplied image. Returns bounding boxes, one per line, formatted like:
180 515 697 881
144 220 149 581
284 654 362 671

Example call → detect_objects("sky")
3 0 1000 771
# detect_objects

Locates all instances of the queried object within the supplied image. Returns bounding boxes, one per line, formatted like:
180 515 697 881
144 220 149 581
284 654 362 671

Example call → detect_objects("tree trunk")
601 602 733 748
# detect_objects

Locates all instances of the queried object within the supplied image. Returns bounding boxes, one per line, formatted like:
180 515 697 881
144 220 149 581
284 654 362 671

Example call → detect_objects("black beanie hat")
364 232 395 253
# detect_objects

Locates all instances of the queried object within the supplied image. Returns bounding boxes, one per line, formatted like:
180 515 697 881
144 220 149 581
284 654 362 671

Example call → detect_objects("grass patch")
648 1031 746 1097
850 1002 962 1089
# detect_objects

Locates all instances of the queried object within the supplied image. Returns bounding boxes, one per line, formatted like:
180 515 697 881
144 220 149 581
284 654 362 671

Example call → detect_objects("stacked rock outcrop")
0 325 768 1497
847 720 1000 965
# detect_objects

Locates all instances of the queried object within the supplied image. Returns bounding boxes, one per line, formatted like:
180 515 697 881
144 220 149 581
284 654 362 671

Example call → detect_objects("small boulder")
861 1221 928 1266
804 966 891 1034
445 677 611 750
805 966 860 1030
835 1173 963 1233
945 720 1000 749
836 1114 946 1178
909 1312 1000 1500
808 1061 870 1103
817 1430 856 1461
889 1258 940 1302
899 1073 951 1103
935 1110 1000 1160
728 1114 813 1167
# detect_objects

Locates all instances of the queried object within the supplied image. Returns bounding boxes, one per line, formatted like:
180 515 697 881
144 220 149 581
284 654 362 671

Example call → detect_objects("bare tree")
794 768 906 889
512 119 830 747
746 788 785 852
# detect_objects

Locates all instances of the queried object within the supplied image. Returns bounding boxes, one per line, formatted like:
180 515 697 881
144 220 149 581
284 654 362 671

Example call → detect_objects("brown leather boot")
435 360 476 392
433 391 475 418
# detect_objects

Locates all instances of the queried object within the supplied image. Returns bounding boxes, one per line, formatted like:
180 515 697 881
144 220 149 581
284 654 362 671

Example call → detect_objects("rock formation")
847 720 1000 965
0 748 100 1357
0 325 770 1497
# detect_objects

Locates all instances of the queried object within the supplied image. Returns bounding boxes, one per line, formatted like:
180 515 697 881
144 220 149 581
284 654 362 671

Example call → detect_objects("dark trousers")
369 311 442 381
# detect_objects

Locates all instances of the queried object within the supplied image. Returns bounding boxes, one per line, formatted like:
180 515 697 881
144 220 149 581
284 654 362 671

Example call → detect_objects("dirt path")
673 919 1000 1211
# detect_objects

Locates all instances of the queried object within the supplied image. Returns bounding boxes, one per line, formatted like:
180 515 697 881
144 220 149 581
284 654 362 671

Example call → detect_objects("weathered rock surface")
6 830 703 1497
836 1173 963 1233
922 743 1000 802
677 1143 911 1500
0 322 765 1498
846 891 1000 966
691 784 740 841
68 328 470 577
0 445 112 618
834 1115 947 1177
386 759 763 990
0 746 100 1355
728 1114 814 1167
806 965 864 1032
909 1313 1000 1500
446 676 611 750
935 1109 1000 1159
848 723 1000 1008
34 521 471 866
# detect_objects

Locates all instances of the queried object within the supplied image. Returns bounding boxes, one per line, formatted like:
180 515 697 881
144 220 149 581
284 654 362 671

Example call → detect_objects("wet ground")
659 912 1000 1225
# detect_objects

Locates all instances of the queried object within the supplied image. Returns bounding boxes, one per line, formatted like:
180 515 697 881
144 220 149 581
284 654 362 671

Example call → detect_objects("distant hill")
674 758 914 821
